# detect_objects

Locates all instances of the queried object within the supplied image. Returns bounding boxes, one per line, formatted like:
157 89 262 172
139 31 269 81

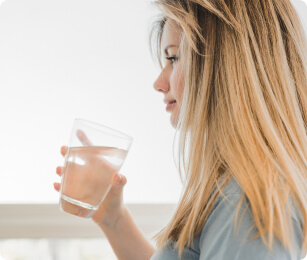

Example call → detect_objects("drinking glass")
59 118 133 218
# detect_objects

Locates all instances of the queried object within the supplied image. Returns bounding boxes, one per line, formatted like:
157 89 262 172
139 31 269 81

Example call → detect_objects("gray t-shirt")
151 177 305 260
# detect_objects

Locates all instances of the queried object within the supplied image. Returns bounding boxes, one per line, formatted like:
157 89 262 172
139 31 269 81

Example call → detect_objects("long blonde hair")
149 0 307 258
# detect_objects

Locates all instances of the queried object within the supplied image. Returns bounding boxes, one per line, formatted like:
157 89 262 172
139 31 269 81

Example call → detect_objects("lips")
164 99 176 105
166 100 176 111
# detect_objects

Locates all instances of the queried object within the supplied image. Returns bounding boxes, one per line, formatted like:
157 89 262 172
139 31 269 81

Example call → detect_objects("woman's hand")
54 131 128 228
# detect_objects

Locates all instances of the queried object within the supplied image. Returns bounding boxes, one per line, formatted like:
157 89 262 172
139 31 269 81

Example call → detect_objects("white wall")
0 0 306 204
0 0 182 203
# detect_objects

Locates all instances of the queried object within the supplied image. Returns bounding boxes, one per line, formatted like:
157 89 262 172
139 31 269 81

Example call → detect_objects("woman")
54 0 307 259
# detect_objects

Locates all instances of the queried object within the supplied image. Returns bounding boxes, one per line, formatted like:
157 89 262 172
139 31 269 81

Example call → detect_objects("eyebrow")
164 44 178 56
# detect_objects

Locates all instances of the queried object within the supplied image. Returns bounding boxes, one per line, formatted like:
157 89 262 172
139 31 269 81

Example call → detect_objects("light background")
0 0 306 204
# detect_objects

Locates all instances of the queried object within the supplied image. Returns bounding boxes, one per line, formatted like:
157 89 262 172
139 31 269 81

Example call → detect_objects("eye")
166 56 178 65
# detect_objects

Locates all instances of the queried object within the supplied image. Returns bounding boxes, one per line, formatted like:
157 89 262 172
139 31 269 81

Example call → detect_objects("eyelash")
166 56 178 64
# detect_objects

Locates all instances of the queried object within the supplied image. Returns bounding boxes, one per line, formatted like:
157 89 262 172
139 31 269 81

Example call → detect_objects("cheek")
170 67 185 101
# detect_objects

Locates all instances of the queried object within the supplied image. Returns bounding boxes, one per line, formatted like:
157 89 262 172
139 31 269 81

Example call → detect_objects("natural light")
0 0 307 259
0 0 182 204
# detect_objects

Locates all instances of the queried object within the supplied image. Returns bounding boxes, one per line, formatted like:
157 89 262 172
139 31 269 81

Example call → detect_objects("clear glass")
59 118 133 218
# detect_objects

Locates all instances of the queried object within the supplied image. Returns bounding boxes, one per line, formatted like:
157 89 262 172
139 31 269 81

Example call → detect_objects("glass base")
59 194 98 218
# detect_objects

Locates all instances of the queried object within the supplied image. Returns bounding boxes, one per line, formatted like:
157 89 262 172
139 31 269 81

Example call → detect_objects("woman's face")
153 19 184 128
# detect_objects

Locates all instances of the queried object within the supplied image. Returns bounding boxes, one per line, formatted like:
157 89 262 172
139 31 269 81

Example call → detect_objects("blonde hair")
149 0 307 259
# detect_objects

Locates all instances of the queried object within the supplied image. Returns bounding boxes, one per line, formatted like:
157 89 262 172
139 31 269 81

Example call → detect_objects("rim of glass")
75 118 133 142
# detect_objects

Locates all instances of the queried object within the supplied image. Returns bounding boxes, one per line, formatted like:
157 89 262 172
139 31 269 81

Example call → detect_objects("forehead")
161 19 182 50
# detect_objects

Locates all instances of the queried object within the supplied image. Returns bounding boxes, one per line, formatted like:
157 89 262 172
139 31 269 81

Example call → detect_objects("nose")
153 69 169 93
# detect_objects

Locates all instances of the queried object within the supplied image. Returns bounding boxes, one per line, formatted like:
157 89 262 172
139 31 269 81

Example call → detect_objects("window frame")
0 203 176 238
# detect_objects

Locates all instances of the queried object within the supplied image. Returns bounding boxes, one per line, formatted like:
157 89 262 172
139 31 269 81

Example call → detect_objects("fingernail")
114 172 122 183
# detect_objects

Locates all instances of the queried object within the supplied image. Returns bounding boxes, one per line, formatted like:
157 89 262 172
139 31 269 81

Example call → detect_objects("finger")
61 146 68 157
111 172 127 187
76 129 93 146
56 166 63 176
108 173 127 197
53 182 61 192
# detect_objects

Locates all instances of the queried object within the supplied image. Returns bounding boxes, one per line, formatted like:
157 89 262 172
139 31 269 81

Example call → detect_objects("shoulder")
199 176 304 260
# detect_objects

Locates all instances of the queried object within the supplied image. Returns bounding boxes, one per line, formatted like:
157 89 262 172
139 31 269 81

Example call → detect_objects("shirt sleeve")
199 193 303 260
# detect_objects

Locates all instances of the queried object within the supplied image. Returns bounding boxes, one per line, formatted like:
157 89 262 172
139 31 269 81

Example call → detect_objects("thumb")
111 172 127 187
